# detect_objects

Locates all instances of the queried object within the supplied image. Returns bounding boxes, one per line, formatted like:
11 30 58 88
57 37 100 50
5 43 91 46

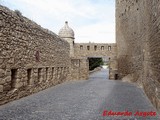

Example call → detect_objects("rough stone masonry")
0 5 89 105
116 0 160 111
1 0 160 113
58 20 117 80
0 4 117 105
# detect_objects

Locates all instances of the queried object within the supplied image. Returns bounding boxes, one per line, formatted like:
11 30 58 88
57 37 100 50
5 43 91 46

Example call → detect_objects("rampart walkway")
0 68 159 120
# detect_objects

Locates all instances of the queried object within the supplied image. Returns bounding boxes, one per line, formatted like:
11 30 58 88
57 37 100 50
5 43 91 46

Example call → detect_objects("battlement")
74 43 116 58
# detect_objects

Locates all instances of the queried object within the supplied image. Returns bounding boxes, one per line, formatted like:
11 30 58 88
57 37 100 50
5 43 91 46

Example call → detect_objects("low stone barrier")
89 67 102 74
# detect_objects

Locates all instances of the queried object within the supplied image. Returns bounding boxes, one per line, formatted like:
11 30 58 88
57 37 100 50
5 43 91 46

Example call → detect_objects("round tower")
59 21 74 57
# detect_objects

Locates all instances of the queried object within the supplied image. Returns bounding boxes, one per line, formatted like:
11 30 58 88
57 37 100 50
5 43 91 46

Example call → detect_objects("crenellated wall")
116 0 160 111
74 43 117 79
74 43 116 58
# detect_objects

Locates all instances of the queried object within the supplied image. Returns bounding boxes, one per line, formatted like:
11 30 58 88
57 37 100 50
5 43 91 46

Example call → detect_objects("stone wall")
116 0 160 111
0 5 71 105
74 43 116 58
70 58 89 80
116 0 147 79
109 56 118 80
74 43 117 79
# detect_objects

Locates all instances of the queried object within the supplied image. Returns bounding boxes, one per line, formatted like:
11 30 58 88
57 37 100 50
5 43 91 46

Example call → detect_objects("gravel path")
0 68 159 120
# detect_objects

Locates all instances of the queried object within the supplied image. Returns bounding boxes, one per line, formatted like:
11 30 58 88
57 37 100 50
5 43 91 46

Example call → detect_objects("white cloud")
1 0 115 43
75 22 115 43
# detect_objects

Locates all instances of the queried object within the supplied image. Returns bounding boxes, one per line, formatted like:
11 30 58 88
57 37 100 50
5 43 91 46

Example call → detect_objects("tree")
88 58 103 70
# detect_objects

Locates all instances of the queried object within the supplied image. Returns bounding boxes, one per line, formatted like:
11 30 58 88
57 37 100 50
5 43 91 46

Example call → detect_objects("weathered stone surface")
0 85 3 93
0 5 72 105
0 69 5 78
0 4 116 106
74 43 116 58
4 76 11 82
0 59 3 64
0 78 5 84
58 21 118 80
73 43 117 79
116 0 160 111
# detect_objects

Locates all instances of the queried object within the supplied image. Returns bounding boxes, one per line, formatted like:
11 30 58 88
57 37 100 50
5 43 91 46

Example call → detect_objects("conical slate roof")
59 21 74 38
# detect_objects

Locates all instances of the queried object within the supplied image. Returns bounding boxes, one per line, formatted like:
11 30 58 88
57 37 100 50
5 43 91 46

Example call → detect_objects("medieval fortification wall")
116 0 160 111
0 5 88 105
74 43 116 58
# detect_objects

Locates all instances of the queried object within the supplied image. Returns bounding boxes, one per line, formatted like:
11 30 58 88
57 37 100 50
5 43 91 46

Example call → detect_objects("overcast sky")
1 0 115 43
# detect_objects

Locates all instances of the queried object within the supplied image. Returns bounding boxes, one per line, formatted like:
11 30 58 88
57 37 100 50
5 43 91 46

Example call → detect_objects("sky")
0 0 115 43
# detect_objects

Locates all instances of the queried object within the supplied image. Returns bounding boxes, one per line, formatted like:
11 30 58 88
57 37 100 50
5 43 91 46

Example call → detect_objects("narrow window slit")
11 69 18 89
27 69 32 85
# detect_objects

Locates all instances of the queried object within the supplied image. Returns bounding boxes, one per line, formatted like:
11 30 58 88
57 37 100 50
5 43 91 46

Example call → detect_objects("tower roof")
59 21 74 38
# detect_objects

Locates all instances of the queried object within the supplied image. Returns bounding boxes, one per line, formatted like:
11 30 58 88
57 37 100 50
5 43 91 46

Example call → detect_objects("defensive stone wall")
74 43 116 58
0 5 72 105
116 0 160 111
70 58 89 80
74 43 117 79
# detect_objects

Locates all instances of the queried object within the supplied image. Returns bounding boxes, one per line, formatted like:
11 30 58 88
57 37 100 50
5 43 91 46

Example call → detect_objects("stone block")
0 85 3 92
0 58 3 64
4 76 11 82
0 78 5 84
0 69 5 78
3 84 11 91
15 82 23 88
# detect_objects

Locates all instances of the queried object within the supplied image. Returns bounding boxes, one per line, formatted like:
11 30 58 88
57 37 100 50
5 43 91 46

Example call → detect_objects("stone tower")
59 21 75 57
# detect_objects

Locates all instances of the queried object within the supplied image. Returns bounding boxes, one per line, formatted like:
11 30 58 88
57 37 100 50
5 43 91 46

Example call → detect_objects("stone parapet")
0 5 70 105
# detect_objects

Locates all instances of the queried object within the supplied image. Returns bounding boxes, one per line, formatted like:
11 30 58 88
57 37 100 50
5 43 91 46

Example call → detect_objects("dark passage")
88 57 103 71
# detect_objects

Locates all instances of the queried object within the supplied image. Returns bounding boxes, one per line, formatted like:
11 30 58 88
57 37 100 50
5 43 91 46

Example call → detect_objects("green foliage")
89 58 103 70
